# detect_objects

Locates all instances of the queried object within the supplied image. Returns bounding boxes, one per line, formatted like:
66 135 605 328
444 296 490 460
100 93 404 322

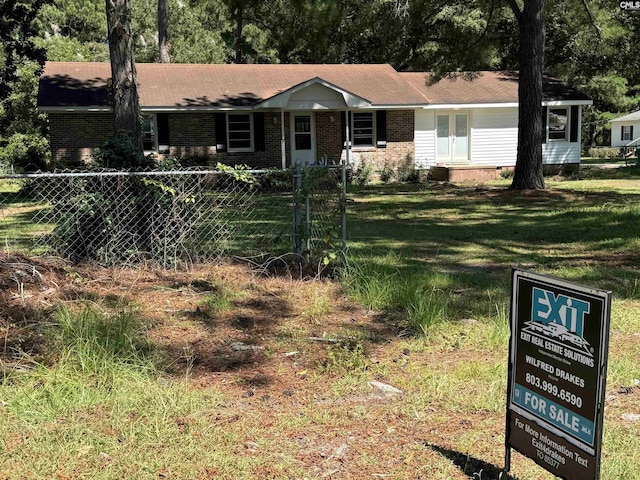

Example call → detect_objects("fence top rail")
0 164 342 180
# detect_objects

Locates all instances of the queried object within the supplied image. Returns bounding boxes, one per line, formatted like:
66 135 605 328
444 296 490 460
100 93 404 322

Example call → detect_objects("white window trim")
142 113 159 153
227 113 254 153
351 111 376 149
547 107 570 143
622 125 632 141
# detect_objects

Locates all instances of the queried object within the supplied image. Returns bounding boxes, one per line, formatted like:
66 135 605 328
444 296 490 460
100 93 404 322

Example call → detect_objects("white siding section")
542 142 580 164
611 121 640 147
414 105 583 168
469 107 518 166
414 109 436 168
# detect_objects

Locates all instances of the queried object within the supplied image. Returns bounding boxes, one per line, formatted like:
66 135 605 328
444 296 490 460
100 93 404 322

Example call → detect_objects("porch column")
344 109 351 166
280 108 286 169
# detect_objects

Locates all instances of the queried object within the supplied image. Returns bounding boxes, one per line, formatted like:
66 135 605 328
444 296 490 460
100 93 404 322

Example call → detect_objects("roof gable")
610 110 640 123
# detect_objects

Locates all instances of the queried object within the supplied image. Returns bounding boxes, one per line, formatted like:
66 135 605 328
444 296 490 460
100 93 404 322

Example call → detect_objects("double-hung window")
227 113 254 152
548 108 568 141
622 125 633 142
352 112 375 147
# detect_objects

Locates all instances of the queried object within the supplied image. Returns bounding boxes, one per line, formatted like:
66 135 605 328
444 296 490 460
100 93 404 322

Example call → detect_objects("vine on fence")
294 166 345 274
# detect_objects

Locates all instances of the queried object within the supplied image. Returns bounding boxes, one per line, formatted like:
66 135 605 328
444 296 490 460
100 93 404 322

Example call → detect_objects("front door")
290 112 316 166
436 112 469 162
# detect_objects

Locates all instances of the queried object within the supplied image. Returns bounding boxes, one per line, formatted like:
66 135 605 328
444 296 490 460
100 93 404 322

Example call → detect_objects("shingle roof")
400 71 592 104
38 62 429 109
38 63 591 110
610 110 640 123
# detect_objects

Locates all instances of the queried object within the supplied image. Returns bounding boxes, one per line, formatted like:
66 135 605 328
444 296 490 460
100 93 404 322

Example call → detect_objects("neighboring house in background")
610 110 640 148
37 62 592 180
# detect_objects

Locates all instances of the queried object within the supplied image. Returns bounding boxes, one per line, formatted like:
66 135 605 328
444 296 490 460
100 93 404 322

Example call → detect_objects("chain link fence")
0 166 345 269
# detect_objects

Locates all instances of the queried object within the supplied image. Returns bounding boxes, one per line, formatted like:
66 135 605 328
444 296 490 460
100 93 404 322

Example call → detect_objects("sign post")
505 269 611 479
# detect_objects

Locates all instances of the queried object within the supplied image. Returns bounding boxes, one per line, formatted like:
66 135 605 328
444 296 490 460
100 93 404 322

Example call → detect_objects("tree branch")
580 0 602 40
507 0 522 22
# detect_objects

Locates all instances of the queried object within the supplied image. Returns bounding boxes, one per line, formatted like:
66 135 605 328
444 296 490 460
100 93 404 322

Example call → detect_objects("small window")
622 126 632 141
548 108 568 141
227 113 254 152
352 112 374 147
142 115 157 152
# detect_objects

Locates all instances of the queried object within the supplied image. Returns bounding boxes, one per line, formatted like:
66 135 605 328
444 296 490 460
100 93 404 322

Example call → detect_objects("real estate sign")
506 269 611 479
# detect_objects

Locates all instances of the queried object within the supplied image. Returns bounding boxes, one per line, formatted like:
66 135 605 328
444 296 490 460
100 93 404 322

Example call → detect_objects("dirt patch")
0 255 526 479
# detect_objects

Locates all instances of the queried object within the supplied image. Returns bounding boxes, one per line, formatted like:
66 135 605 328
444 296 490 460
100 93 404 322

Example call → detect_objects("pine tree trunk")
106 0 142 150
234 5 243 63
511 0 545 190
158 0 170 63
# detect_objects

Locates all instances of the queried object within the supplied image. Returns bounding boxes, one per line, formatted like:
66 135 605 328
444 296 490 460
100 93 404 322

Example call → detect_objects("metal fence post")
341 160 347 250
305 182 311 253
293 165 302 257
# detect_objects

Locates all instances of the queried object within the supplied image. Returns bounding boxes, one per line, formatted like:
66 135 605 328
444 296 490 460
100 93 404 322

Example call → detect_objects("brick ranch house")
38 62 592 180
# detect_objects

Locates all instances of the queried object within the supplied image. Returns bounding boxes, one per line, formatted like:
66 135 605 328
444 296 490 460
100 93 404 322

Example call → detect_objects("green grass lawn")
341 170 640 478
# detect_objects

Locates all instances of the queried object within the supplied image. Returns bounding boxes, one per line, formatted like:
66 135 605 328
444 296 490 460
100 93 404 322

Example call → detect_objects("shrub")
500 168 513 179
379 162 395 183
352 160 373 186
401 168 421 183
173 153 212 167
587 147 621 159
91 133 155 170
258 168 293 192
0 133 50 171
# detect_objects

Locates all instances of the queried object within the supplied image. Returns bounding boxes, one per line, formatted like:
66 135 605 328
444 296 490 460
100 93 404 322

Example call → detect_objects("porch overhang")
257 77 371 110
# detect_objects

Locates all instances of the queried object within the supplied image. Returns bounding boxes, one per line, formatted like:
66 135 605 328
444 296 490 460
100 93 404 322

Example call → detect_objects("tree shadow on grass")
425 443 521 480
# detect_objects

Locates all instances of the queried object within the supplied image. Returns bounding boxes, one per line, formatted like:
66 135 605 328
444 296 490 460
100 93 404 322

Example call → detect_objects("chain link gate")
293 165 346 268
0 167 346 270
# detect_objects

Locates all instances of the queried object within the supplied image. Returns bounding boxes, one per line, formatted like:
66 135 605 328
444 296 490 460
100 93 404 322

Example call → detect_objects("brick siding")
48 112 114 165
346 110 415 172
47 109 415 170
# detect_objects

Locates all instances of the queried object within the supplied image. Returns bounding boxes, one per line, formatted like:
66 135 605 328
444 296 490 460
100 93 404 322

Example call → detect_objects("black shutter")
157 113 169 147
376 110 387 148
631 126 634 141
254 112 265 151
570 105 579 143
214 113 227 152
541 106 547 144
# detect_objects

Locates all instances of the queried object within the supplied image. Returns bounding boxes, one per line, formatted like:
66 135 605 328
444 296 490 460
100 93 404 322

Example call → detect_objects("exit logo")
531 287 590 338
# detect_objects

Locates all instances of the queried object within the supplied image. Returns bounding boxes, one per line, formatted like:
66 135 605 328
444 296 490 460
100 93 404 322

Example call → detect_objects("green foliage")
321 337 368 374
0 132 50 171
199 286 234 316
293 166 344 271
91 134 155 170
587 147 621 159
500 168 514 179
403 287 450 334
0 0 49 102
50 304 155 375
258 168 293 192
132 0 228 63
351 161 373 186
215 162 256 185
35 35 109 62
379 162 395 183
